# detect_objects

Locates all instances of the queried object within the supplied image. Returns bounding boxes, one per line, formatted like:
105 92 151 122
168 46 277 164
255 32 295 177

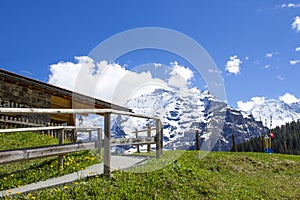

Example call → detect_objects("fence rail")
0 108 163 178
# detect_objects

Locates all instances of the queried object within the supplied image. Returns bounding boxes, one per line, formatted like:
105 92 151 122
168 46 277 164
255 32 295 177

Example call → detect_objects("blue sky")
0 0 300 108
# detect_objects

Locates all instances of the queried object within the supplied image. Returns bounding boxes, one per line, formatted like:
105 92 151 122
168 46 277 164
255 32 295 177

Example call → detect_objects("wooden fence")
0 114 52 128
0 108 163 178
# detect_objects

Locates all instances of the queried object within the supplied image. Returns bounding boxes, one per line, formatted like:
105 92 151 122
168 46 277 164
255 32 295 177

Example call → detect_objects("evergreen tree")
236 121 300 155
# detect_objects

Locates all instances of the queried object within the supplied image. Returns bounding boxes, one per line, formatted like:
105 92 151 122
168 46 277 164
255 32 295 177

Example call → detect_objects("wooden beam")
0 142 97 165
110 137 155 146
58 129 64 168
104 113 111 179
0 108 159 120
147 124 151 152
156 119 161 159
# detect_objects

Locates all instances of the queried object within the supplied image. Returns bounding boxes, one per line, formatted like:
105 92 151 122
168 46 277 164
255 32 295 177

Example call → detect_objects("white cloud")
154 63 162 67
290 59 300 65
296 47 300 52
245 56 249 60
277 75 285 81
237 97 266 112
168 61 194 89
49 56 93 90
280 3 300 8
225 55 242 75
265 53 272 58
279 93 300 104
292 16 300 32
265 52 278 58
49 56 194 105
264 64 270 69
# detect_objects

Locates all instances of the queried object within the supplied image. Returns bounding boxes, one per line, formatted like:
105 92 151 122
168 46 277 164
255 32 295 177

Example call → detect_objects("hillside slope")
19 151 300 200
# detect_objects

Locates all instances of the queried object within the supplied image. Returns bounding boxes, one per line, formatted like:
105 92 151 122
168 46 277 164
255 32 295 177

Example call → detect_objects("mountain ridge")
112 87 266 152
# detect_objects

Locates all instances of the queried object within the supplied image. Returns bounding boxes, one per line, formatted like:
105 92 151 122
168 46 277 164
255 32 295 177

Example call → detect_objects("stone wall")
0 79 51 123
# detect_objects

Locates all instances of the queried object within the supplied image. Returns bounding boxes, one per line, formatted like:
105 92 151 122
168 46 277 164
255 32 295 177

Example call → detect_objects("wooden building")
0 69 131 128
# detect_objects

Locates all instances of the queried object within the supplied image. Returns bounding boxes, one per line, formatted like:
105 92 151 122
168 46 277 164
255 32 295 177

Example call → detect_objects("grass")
0 132 101 191
4 150 300 200
1 132 300 199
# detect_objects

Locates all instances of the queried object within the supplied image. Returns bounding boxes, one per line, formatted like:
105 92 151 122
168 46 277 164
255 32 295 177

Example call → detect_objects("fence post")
196 130 200 150
160 121 163 155
147 124 151 152
156 119 161 159
97 128 102 156
73 128 78 142
104 113 111 179
89 130 92 142
135 130 140 153
58 128 64 168
231 134 237 152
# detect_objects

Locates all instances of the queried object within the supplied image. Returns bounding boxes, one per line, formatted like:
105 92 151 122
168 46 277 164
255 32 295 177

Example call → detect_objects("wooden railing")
0 114 52 128
0 108 163 178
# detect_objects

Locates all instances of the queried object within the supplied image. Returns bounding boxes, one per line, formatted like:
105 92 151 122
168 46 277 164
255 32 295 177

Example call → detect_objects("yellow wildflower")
16 191 21 195
63 186 68 189
8 190 12 194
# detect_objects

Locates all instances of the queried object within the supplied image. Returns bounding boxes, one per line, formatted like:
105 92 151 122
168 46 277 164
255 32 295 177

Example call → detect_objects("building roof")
0 69 131 112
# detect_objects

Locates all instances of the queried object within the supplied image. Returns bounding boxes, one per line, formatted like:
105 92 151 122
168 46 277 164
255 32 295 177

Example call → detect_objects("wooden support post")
89 130 92 142
104 113 111 179
58 129 64 168
135 130 140 153
97 128 102 156
196 130 200 151
231 134 237 152
156 119 161 159
160 122 163 155
147 124 151 152
73 129 78 142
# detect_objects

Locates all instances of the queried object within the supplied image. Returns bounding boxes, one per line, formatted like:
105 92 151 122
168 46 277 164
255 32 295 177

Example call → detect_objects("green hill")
3 151 300 200
1 132 300 199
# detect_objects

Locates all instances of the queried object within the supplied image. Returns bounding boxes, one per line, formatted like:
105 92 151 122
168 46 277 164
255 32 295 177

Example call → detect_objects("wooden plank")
0 126 66 133
58 129 64 168
147 124 151 152
104 113 111 179
51 95 71 108
0 126 102 134
135 131 140 153
110 137 155 146
196 130 200 150
131 128 156 133
0 108 160 120
97 128 102 155
0 142 98 165
156 119 161 159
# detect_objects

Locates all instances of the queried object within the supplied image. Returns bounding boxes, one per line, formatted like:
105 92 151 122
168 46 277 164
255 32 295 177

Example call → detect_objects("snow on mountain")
237 95 300 128
112 87 265 152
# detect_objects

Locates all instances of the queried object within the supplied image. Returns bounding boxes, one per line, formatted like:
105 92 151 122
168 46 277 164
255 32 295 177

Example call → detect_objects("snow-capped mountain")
238 97 300 128
112 87 266 152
